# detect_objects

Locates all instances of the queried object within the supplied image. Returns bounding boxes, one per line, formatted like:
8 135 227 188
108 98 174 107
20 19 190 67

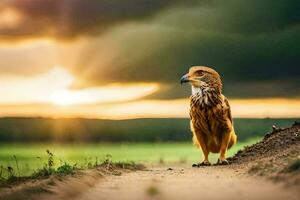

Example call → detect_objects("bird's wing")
223 96 232 123
209 95 233 134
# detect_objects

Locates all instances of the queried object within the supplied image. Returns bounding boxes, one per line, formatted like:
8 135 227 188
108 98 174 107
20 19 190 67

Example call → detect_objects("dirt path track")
37 165 298 200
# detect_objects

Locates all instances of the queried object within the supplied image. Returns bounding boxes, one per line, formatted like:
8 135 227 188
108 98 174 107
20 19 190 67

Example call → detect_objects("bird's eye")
196 71 204 76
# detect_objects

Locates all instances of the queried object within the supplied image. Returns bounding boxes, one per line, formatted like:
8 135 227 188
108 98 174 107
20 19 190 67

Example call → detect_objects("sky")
0 0 299 119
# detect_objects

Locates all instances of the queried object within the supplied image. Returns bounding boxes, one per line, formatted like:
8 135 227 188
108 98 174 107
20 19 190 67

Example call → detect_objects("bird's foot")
192 161 211 167
215 158 230 165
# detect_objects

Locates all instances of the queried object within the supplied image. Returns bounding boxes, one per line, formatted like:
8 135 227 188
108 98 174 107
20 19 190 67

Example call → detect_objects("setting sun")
50 89 81 106
0 66 159 107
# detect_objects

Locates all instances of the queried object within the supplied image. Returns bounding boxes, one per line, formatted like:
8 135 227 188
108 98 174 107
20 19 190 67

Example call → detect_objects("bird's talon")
192 161 211 167
192 163 199 167
216 159 229 165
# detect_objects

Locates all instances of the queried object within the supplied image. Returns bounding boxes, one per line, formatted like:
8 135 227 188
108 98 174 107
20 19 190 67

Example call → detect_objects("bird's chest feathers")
190 86 220 108
192 86 203 96
189 86 225 129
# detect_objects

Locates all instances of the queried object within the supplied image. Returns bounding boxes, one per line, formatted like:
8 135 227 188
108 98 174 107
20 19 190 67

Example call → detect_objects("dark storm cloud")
3 0 298 39
69 0 300 98
0 0 199 40
89 26 300 82
205 0 300 34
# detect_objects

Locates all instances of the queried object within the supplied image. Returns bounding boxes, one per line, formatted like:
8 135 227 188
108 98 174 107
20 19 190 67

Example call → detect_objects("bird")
180 66 237 166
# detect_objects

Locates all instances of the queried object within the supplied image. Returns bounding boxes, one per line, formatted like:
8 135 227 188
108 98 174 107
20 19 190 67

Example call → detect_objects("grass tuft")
99 154 145 170
0 150 144 186
0 165 18 183
32 150 77 178
56 162 76 175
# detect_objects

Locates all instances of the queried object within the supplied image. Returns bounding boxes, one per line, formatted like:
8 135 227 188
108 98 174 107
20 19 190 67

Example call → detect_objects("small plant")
94 157 99 167
13 155 20 177
87 160 93 169
104 154 112 163
32 150 78 178
0 165 4 181
46 150 54 168
56 162 75 175
32 150 56 178
114 161 144 170
101 154 113 169
7 166 14 176
32 166 55 178
0 156 21 182
6 166 17 182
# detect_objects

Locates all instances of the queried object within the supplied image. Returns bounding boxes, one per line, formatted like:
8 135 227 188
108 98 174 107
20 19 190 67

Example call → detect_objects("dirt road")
33 165 298 200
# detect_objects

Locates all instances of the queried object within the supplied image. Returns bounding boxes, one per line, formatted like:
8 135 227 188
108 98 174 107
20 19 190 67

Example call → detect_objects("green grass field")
0 139 259 178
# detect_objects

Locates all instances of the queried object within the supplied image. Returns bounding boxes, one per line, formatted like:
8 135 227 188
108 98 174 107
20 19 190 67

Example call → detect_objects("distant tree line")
0 117 297 143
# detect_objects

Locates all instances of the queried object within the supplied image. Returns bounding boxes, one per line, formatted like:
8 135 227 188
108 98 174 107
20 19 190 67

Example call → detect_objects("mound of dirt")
229 122 300 164
228 122 300 187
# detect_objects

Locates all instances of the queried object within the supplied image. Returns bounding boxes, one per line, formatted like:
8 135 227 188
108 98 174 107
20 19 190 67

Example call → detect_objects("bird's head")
180 66 222 93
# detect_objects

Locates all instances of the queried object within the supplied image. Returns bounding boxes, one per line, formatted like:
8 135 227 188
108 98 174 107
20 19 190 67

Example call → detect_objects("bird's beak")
180 73 190 84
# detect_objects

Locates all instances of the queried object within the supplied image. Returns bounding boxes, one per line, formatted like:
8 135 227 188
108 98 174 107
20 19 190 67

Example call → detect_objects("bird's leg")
217 132 231 165
193 134 211 167
200 148 210 166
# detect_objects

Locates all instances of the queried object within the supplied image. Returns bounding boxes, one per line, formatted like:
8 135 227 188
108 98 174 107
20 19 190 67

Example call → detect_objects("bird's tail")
228 129 237 149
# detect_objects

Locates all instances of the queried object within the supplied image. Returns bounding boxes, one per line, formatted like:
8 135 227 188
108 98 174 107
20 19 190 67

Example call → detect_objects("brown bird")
181 66 237 166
